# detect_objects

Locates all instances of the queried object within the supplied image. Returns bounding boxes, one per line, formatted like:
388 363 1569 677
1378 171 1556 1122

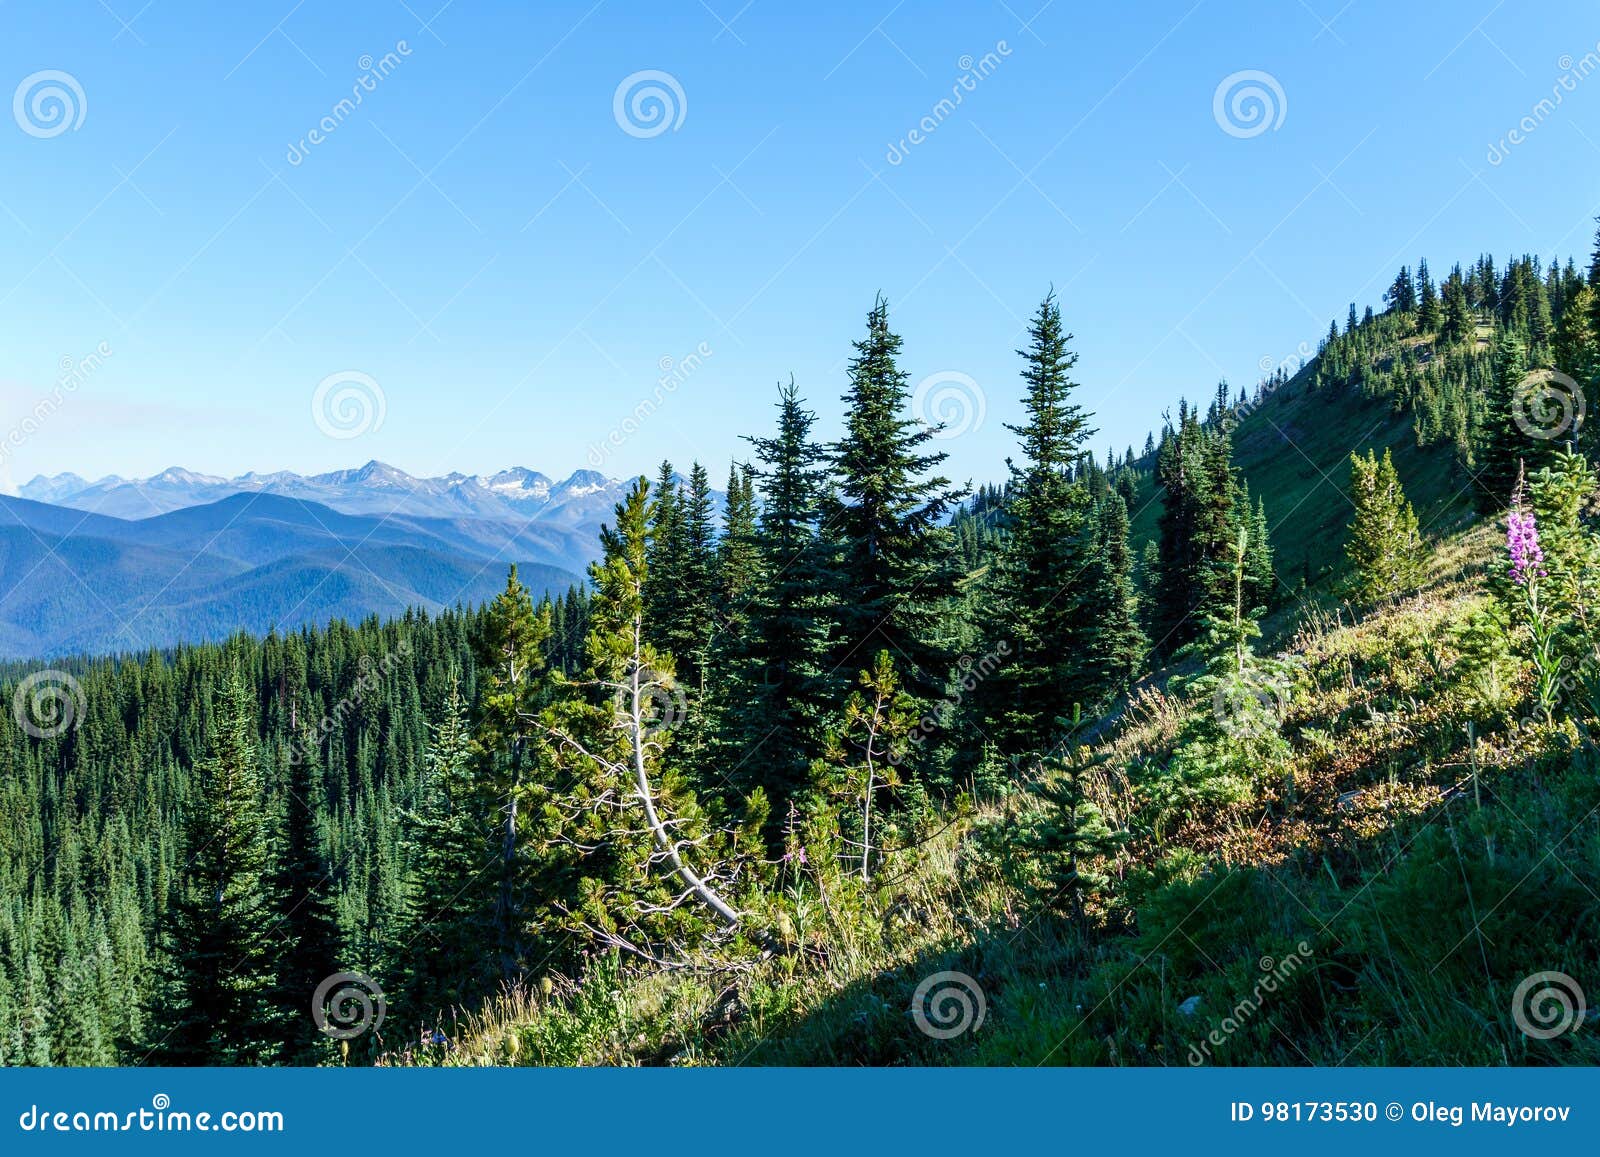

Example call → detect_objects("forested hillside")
4 240 1599 1066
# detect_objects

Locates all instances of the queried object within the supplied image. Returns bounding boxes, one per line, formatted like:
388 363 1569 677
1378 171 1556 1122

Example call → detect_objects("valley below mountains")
0 462 646 657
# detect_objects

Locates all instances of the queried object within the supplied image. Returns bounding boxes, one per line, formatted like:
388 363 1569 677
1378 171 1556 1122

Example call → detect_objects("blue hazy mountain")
0 490 590 658
18 460 628 523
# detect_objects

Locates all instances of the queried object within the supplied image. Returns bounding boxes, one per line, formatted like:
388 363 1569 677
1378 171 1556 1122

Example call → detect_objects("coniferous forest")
6 243 1600 1067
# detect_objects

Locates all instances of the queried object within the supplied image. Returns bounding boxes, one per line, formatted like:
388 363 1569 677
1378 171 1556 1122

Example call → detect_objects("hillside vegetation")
391 254 1600 1067
405 478 1600 1069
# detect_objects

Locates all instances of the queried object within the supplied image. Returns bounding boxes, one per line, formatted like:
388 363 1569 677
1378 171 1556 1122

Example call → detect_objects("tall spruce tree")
397 678 495 1030
269 742 344 1063
1344 448 1424 602
150 670 281 1065
1079 492 1146 700
827 296 964 708
643 461 689 659
975 291 1097 763
727 381 838 829
677 462 720 690
471 567 551 979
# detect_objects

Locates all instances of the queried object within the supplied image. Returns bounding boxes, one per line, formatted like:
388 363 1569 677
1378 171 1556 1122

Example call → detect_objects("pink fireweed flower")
1506 507 1545 586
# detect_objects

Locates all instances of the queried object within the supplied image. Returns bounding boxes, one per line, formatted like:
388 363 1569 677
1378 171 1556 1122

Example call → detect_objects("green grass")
1126 372 1474 596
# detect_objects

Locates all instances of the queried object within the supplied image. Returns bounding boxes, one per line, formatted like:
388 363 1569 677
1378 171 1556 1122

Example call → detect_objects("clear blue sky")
2 0 1598 489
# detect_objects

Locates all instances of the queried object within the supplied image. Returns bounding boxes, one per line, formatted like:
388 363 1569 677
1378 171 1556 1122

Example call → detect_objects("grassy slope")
402 523 1599 1067
1126 332 1488 593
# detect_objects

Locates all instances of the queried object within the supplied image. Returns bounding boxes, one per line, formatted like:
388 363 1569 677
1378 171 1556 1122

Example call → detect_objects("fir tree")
1442 268 1474 345
1079 493 1146 700
1417 259 1441 333
150 671 280 1065
397 678 495 1031
1478 330 1554 511
677 462 720 689
827 296 965 709
1239 487 1277 613
471 567 551 978
974 291 1096 763
728 381 837 831
1016 710 1126 926
270 742 344 1064
1343 449 1424 602
643 461 689 660
539 479 764 961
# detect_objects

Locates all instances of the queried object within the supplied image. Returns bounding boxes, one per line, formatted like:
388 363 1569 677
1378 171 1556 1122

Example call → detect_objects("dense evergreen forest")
5 235 1600 1065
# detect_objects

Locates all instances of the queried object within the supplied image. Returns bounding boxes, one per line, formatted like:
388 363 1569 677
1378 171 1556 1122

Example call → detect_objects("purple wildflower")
1507 507 1546 586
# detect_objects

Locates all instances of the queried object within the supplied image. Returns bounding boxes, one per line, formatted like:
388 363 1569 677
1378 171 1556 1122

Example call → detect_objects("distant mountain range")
0 463 693 658
17 460 623 523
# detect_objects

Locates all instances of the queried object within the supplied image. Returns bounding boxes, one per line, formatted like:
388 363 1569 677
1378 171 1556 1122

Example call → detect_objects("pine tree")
1343 449 1424 602
150 670 281 1065
1417 259 1441 333
813 650 915 883
540 479 763 961
974 291 1096 764
270 742 344 1063
728 380 837 831
827 296 965 709
1079 493 1146 700
471 567 551 978
677 462 720 689
397 677 494 1029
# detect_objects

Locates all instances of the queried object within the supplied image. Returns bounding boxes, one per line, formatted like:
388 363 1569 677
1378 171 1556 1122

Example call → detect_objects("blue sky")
2 0 1598 490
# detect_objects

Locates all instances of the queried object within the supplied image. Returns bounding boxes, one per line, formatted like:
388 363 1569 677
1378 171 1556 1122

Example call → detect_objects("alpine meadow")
2 1 1599 1088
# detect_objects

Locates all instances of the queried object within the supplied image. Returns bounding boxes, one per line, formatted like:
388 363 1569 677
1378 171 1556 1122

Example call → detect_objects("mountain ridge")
0 490 586 657
15 460 658 523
